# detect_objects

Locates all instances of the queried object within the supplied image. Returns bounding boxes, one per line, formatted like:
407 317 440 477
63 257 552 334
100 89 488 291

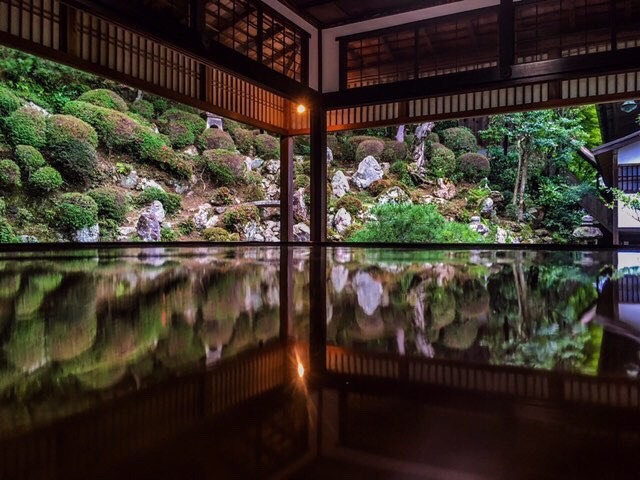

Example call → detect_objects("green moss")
202 149 245 186
0 86 22 116
197 128 235 151
178 219 196 235
245 183 266 201
382 140 408 163
0 218 16 243
77 89 128 112
294 160 310 176
46 114 98 149
63 100 138 150
130 99 154 119
221 204 259 232
231 128 256 155
56 193 99 231
87 187 129 222
161 227 179 241
210 187 234 206
202 227 240 242
428 143 457 179
0 198 5 216
440 127 478 156
355 139 385 162
254 133 279 159
458 153 490 182
294 174 310 189
0 159 22 189
4 107 47 148
132 128 193 179
29 166 63 193
14 145 46 179
158 108 206 148
136 187 181 215
336 194 363 216
48 138 98 185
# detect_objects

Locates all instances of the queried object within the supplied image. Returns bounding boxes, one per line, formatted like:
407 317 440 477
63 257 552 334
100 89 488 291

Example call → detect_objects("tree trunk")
413 122 435 168
512 139 522 206
518 145 528 222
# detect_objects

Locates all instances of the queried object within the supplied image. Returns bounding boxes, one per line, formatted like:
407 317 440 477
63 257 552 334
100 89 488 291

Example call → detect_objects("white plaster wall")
320 0 500 92
261 0 319 91
617 252 640 269
618 140 640 165
618 198 640 229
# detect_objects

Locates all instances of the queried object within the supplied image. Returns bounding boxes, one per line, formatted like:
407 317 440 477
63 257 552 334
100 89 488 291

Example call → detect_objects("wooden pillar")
310 107 327 243
280 135 294 242
499 0 515 78
309 245 327 381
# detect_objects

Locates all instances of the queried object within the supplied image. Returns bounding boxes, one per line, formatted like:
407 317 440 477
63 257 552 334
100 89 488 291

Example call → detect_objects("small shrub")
178 219 196 236
116 162 132 175
136 187 182 215
0 217 15 243
244 170 262 186
294 174 310 189
202 227 240 242
368 179 394 196
458 153 490 182
133 128 192 179
63 100 138 150
440 127 478 156
425 132 440 144
46 114 98 149
48 138 98 185
210 187 234 206
355 139 385 162
245 183 266 201
254 133 279 159
427 143 457 179
158 108 206 148
341 135 380 163
0 159 22 189
0 86 22 116
336 194 363 217
130 99 154 119
4 107 47 148
202 149 245 186
197 128 234 151
14 145 46 179
381 141 408 163
231 128 256 155
294 135 310 156
87 187 129 222
389 161 413 187
221 204 259 232
77 89 128 112
223 119 244 136
29 166 63 193
0 198 5 215
161 227 179 242
294 160 310 176
56 193 99 231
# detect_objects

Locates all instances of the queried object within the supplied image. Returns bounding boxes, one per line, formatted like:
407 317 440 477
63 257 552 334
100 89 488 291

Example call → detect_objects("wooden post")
499 0 515 77
280 136 294 242
310 107 327 243
279 246 293 341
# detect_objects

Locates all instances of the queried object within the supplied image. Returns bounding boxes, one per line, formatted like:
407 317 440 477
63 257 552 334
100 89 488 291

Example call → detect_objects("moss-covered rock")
48 138 98 185
382 140 408 163
368 178 394 196
440 127 478 156
231 128 256 155
4 106 47 148
0 159 22 189
29 166 63 194
0 86 22 117
197 128 234 151
158 108 206 148
78 89 128 112
136 187 181 215
336 194 363 217
458 152 490 182
202 227 240 242
428 143 457 179
441 319 479 350
46 114 98 149
202 149 245 186
130 98 154 119
254 133 279 159
56 193 99 231
221 204 260 232
132 128 193 179
4 316 46 373
88 187 129 222
13 145 46 179
294 174 310 190
245 183 266 201
355 139 385 162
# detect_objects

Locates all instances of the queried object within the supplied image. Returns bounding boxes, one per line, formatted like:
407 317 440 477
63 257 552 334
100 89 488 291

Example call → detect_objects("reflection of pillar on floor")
279 246 294 341
309 245 327 380
310 107 327 243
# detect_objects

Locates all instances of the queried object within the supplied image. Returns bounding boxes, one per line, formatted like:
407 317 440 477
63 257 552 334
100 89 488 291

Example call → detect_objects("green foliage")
129 99 154 119
427 143 457 179
0 86 21 116
136 187 181 215
210 187 234 206
245 183 266 201
254 133 279 159
4 107 47 148
0 217 15 242
336 194 363 216
196 128 234 151
232 128 256 155
202 227 240 242
426 132 440 144
347 203 483 243
202 149 245 186
389 161 413 187
465 184 492 206
178 219 196 236
46 114 98 149
131 128 192 179
56 193 99 231
63 100 138 150
432 120 459 135
158 108 206 148
0 159 22 189
355 139 384 162
0 198 5 215
381 140 408 163
87 187 129 222
294 160 310 176
48 138 98 185
13 145 46 179
440 127 478 156
221 204 259 232
537 178 591 240
116 162 132 175
294 174 310 189
29 166 63 194
458 153 490 182
78 89 128 112
294 135 310 156
160 227 179 242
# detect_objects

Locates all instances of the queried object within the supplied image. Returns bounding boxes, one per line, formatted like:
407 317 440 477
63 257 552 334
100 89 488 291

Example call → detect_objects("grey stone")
139 179 164 192
377 186 412 205
206 113 224 130
495 227 508 244
333 208 353 234
469 216 489 236
293 223 310 242
136 201 165 242
119 170 139 189
480 197 494 218
181 145 199 157
243 222 265 242
18 235 39 243
331 170 350 198
293 188 308 223
331 265 349 294
147 200 166 223
354 271 383 316
327 147 334 165
434 178 457 200
352 156 384 189
73 224 100 242
265 159 280 175
193 204 213 230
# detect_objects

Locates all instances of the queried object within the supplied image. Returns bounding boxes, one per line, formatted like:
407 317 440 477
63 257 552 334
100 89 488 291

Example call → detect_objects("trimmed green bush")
368 179 394 196
63 100 138 150
202 149 245 186
46 114 98 149
161 227 179 242
48 138 98 185
342 135 381 163
178 219 196 236
440 127 478 156
77 89 128 112
426 132 440 144
355 139 385 162
132 128 193 179
458 153 490 182
294 160 310 176
294 174 310 189
130 99 154 119
136 187 181 215
87 187 128 222
245 183 266 201
382 140 408 163
254 133 279 159
0 86 22 116
336 194 363 217
389 161 413 187
29 166 63 193
56 193 99 231
14 145 46 179
197 128 235 151
0 217 15 243
158 108 206 149
0 159 22 189
222 119 244 136
4 107 47 148
428 143 457 179
202 227 240 242
221 204 259 232
211 187 234 206
231 128 256 155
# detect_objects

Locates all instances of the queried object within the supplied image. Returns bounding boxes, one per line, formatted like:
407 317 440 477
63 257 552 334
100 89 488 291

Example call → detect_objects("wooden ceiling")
276 0 464 28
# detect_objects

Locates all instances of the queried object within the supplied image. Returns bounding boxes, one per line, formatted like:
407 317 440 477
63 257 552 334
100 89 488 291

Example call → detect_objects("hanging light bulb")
620 100 638 113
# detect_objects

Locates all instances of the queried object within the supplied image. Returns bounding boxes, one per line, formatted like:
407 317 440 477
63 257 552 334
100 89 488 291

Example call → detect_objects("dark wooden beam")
280 136 295 242
310 107 327 243
499 0 515 77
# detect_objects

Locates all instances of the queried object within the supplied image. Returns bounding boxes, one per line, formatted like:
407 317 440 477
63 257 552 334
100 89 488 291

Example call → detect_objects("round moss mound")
231 128 256 155
355 139 385 162
136 187 181 215
29 166 63 194
245 183 266 201
428 143 457 179
254 133 279 159
441 319 479 350
368 178 394 196
77 89 128 112
48 138 98 185
221 204 260 232
87 187 129 222
294 174 310 190
14 145 46 179
458 153 490 182
132 128 193 180
158 108 206 148
336 194 363 217
202 149 245 186
197 128 235 151
46 114 98 149
4 107 47 148
202 227 240 242
382 140 408 163
440 127 478 156
0 86 22 117
130 99 154 119
0 159 22 189
56 193 99 231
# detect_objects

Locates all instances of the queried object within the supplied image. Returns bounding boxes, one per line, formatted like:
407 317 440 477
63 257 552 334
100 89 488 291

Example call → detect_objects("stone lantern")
572 215 603 245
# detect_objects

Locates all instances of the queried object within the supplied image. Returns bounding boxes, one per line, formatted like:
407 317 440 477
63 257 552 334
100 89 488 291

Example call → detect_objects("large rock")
193 204 213 230
119 170 139 189
138 178 164 192
354 271 383 316
265 159 280 175
469 216 489 236
434 178 457 200
243 222 265 242
293 188 308 223
137 201 165 241
73 224 100 242
327 147 334 165
293 223 310 242
352 155 383 189
480 197 494 218
146 200 166 223
333 208 352 234
377 186 412 205
331 171 350 198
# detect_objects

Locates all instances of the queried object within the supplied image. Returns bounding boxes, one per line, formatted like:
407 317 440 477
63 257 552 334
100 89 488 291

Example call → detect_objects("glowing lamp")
297 362 305 378
621 100 638 113
296 104 307 114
